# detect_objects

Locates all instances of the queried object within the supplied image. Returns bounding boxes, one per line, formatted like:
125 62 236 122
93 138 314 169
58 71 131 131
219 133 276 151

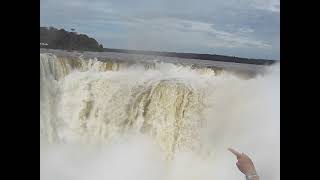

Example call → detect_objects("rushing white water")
40 53 280 180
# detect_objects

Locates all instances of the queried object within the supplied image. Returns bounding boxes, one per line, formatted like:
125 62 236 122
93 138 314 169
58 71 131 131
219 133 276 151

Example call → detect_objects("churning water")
40 50 279 180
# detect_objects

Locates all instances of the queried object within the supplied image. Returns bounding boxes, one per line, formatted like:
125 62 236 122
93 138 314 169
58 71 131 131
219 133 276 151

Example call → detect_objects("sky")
40 0 280 60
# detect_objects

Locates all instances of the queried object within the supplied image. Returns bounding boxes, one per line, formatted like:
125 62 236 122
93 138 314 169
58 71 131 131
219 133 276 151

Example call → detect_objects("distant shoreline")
102 48 277 65
41 47 276 66
40 26 277 65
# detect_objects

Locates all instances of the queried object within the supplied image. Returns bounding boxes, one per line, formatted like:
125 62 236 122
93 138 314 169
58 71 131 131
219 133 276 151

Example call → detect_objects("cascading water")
40 52 279 180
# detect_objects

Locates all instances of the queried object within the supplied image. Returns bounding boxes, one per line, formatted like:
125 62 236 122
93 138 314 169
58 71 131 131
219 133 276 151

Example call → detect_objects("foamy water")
40 52 279 180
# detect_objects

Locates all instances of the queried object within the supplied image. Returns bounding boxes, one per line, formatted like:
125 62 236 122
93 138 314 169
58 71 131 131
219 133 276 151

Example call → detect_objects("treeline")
103 48 276 65
40 26 276 65
40 27 104 52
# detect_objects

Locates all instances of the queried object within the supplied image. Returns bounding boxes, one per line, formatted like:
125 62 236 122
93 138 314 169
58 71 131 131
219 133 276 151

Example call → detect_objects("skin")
228 148 259 180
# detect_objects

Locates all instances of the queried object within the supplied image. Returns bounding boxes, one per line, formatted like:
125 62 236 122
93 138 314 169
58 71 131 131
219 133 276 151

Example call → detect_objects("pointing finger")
228 148 241 158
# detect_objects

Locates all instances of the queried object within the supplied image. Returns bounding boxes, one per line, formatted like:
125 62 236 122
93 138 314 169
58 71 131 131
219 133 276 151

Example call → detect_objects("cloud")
253 0 280 12
41 0 279 59
141 18 271 48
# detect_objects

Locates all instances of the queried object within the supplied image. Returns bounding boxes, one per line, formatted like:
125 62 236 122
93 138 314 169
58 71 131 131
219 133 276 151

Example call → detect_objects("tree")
40 26 105 52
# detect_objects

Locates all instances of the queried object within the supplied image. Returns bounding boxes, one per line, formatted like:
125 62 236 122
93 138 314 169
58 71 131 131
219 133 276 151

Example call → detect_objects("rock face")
40 27 104 52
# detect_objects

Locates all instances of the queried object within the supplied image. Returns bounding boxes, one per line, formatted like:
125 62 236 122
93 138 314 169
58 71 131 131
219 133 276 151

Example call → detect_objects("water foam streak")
40 53 279 180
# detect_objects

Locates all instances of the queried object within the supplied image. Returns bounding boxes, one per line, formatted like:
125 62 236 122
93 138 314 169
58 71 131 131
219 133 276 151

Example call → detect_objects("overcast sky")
41 0 280 60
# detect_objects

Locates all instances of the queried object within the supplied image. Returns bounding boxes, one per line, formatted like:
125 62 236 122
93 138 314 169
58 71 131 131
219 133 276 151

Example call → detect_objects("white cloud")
252 0 280 12
122 18 271 49
41 0 279 59
238 27 255 33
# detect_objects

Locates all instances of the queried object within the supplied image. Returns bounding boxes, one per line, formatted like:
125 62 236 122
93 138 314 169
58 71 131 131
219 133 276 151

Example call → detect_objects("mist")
40 54 279 180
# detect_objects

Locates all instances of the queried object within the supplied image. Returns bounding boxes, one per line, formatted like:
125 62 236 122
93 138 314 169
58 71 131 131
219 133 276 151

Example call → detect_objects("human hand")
228 148 257 176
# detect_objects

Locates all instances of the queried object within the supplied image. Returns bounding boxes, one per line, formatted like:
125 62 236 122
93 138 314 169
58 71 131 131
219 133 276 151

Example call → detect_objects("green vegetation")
40 27 104 52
